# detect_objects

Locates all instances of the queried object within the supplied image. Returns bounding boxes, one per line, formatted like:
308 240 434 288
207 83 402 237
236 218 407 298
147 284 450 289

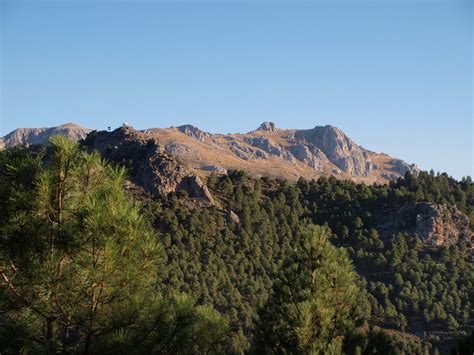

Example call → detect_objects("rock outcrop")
226 210 240 224
243 136 293 161
201 165 228 174
165 142 202 162
255 121 278 133
82 126 217 203
177 125 210 142
228 141 267 160
178 175 215 204
391 202 472 246
287 144 331 171
0 123 91 148
294 125 374 176
387 158 419 177
82 126 187 197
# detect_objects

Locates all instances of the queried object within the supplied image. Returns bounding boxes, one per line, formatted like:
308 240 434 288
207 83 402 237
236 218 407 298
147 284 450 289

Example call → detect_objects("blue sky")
1 0 472 178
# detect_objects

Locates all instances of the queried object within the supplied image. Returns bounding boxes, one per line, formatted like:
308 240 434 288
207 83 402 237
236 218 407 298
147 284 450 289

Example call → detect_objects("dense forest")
0 139 473 354
153 170 473 353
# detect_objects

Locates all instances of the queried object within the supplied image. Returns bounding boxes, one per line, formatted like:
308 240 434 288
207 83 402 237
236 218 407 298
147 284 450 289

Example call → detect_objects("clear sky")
1 0 472 178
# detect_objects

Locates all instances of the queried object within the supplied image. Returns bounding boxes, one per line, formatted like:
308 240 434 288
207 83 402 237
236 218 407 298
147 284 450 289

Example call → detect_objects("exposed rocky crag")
177 125 210 142
293 125 374 176
385 202 473 246
228 141 267 160
253 121 278 133
81 126 214 204
1 121 421 184
388 159 420 176
243 136 294 161
287 144 332 171
0 123 91 149
82 126 187 197
178 175 215 204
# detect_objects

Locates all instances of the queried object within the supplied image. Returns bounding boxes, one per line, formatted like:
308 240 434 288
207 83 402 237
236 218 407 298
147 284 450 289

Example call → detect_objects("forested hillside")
150 170 473 353
0 139 472 354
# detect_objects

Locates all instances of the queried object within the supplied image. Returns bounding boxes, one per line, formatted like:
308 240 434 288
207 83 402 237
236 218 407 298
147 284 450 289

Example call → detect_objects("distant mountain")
0 122 419 183
148 121 419 183
0 123 91 149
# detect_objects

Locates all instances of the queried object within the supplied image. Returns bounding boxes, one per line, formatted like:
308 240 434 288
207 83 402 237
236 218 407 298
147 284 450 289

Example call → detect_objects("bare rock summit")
255 121 278 133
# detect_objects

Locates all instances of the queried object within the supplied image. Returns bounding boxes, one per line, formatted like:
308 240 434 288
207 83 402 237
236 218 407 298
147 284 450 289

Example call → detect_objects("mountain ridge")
0 122 419 184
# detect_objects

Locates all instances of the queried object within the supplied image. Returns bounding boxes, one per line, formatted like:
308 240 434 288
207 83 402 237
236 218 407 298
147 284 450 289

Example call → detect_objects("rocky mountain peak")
256 121 278 133
294 125 374 176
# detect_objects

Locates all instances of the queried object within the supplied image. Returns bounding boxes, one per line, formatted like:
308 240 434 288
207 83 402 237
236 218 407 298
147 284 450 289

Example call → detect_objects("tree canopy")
0 138 227 353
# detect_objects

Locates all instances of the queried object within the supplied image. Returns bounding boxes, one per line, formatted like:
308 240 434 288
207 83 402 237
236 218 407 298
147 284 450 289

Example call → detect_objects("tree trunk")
83 332 92 355
47 318 57 352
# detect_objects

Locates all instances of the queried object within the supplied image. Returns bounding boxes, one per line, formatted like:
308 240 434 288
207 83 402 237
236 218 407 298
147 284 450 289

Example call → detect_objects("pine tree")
0 137 229 353
252 224 368 354
0 137 164 352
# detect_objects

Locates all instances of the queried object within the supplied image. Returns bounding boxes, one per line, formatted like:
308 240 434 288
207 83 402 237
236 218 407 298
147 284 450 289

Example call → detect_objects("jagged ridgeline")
1 122 419 184
0 126 473 354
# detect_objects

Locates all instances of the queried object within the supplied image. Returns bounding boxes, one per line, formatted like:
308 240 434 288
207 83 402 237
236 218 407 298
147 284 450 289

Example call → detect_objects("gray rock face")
228 141 267 160
0 123 91 148
287 144 330 171
381 172 400 180
294 125 374 176
393 202 472 246
255 121 278 133
243 136 293 161
387 158 420 177
177 125 210 142
165 142 202 162
178 175 215 204
82 126 188 197
201 165 228 174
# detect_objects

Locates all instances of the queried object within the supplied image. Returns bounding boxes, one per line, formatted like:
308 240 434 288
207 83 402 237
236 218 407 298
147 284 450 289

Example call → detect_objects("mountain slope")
147 121 419 183
0 122 419 183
